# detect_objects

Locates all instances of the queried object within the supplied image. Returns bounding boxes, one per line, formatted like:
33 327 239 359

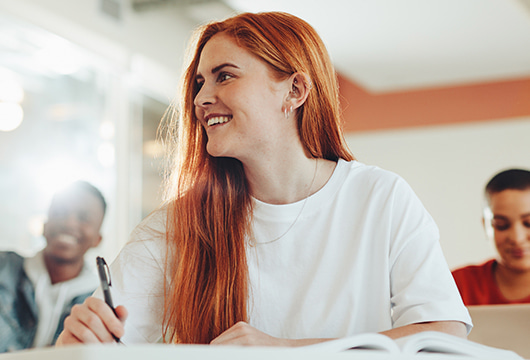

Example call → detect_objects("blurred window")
0 12 161 260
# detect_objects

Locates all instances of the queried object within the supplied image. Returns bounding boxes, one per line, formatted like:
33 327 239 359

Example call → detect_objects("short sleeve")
388 178 472 333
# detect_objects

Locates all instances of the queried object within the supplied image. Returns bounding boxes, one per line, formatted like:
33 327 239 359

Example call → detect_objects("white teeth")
56 234 77 245
207 116 231 126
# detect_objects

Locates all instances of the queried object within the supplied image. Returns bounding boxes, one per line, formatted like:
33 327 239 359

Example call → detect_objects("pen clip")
96 256 112 287
103 259 112 287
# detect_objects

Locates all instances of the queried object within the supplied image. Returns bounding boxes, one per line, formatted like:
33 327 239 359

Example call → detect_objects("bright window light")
33 157 92 201
98 142 115 168
34 43 83 75
0 102 24 132
0 67 24 103
28 214 46 237
99 121 115 140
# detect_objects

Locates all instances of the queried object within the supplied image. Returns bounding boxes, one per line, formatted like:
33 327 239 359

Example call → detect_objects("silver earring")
284 106 293 119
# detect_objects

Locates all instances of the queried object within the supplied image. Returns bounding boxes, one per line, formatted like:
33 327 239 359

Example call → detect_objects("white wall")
345 117 530 269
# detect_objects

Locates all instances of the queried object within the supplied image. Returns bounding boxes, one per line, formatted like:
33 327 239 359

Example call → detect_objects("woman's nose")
194 83 215 108
509 223 529 244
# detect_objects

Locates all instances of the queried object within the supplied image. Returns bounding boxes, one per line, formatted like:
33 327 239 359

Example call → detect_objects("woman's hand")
56 296 128 345
210 322 289 347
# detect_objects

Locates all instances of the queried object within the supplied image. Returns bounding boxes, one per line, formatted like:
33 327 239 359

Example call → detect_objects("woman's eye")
524 221 530 229
218 72 233 82
196 81 204 91
492 220 510 231
495 225 510 231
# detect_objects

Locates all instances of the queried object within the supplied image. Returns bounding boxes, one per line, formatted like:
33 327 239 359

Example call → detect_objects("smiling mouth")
509 248 530 258
207 116 231 127
55 234 78 246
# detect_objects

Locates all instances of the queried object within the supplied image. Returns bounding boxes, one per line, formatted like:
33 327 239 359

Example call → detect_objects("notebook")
467 304 530 359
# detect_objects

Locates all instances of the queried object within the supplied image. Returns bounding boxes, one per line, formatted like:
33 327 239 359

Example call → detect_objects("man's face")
43 189 104 264
486 189 530 272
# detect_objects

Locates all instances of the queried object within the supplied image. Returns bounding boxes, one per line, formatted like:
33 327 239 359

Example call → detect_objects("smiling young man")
452 169 530 305
0 181 106 352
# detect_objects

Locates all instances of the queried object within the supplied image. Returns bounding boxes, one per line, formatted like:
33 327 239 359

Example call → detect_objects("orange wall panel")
338 75 530 133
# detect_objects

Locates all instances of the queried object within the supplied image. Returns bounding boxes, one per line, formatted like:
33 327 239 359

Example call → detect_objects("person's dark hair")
485 169 530 197
53 180 107 215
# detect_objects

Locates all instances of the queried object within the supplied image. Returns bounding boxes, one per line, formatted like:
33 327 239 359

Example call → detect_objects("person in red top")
452 168 530 305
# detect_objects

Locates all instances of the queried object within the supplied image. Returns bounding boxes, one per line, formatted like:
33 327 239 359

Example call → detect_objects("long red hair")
160 11 354 344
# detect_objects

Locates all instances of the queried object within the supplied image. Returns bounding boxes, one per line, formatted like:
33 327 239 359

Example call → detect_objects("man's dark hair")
485 169 530 196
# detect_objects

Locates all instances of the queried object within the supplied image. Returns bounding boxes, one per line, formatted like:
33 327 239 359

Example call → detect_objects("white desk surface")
0 344 516 360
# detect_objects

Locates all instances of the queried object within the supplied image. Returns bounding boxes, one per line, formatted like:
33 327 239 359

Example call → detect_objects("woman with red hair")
57 12 470 346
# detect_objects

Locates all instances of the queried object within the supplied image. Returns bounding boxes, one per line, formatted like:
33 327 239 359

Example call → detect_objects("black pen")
96 256 122 344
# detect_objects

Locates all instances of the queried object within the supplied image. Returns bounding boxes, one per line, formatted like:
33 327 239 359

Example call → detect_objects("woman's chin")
206 144 230 158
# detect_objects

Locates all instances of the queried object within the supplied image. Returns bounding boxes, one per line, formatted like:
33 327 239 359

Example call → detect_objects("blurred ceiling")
229 0 530 92
133 0 530 93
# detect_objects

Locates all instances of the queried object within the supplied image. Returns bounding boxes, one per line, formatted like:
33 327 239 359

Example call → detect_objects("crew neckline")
252 159 357 220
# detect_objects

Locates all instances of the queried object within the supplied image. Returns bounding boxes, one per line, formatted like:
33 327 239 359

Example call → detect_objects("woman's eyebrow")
211 63 239 74
493 213 530 219
196 63 240 82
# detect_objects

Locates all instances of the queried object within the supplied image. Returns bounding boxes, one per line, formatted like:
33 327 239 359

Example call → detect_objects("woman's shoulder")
340 159 404 182
451 259 499 305
337 159 411 196
129 205 168 242
452 259 496 279
115 206 169 270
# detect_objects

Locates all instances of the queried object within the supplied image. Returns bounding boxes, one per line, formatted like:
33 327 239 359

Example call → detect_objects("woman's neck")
243 156 336 205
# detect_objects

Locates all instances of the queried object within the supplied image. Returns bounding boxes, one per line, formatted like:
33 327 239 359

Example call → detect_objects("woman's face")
486 189 530 272
194 32 291 162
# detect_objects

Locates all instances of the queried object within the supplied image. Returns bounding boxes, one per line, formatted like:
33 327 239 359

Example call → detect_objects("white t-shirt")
101 160 472 343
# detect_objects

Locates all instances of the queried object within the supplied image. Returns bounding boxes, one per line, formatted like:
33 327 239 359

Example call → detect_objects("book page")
300 332 400 353
394 331 522 359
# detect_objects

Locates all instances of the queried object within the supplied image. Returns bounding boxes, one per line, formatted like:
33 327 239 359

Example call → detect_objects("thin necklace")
255 159 319 245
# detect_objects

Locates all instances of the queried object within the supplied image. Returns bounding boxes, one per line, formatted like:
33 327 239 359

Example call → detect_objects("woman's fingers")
55 328 84 346
211 322 284 346
63 306 104 343
86 297 126 341
115 305 128 323
57 296 126 345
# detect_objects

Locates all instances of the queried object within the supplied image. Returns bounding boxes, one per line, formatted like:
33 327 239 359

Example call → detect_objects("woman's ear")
283 72 312 115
